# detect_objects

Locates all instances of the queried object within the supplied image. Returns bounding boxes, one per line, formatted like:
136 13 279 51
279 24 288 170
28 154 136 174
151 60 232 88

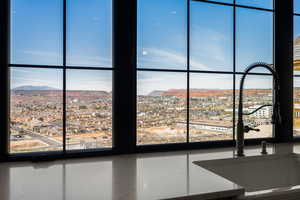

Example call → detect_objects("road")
12 126 61 146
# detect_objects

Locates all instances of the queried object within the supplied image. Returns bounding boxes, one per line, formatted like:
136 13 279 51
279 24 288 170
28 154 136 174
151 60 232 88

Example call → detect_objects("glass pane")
236 0 273 9
294 77 300 137
294 16 300 75
207 0 233 3
190 2 233 71
67 0 112 67
11 0 63 65
295 0 300 14
137 72 187 145
137 0 187 70
236 8 273 73
10 68 63 153
235 74 273 139
66 70 112 150
189 74 233 142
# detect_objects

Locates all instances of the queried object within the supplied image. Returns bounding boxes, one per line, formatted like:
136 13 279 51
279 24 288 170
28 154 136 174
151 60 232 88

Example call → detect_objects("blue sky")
236 0 272 9
295 0 300 14
138 72 272 95
11 0 276 94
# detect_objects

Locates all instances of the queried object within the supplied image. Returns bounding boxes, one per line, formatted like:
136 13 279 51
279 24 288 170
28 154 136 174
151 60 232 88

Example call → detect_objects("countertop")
0 143 298 200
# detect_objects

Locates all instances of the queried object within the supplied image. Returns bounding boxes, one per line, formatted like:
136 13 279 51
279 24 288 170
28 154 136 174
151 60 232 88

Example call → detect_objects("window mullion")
274 0 293 141
0 0 10 157
112 0 137 153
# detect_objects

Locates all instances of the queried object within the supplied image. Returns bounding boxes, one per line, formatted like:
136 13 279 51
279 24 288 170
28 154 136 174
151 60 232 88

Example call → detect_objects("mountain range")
147 88 272 98
12 85 59 91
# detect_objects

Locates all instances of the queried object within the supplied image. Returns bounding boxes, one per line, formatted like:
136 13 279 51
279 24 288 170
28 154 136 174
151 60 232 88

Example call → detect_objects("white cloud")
21 50 60 58
190 26 232 69
138 48 209 70
19 50 112 67
67 55 112 67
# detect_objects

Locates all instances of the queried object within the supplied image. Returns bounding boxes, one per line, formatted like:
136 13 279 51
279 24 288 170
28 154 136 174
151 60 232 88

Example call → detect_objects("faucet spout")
236 62 280 157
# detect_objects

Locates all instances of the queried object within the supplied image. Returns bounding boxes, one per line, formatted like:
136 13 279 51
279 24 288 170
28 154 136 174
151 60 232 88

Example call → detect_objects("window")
294 77 300 137
11 0 63 66
137 0 187 145
294 2 300 136
9 0 113 153
66 70 112 150
137 0 187 70
236 8 273 72
137 0 274 145
295 0 300 14
0 0 291 159
67 0 112 67
137 72 187 145
189 74 233 142
236 74 273 139
10 68 63 153
190 2 233 71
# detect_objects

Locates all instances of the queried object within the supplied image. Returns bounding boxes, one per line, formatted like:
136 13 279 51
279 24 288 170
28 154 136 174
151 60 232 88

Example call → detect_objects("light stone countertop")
0 143 298 200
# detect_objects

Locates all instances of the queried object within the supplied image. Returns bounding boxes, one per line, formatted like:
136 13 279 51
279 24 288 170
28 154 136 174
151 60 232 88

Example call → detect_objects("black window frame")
0 0 294 162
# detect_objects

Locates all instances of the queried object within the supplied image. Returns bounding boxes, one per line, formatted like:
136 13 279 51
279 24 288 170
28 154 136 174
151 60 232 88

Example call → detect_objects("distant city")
293 35 300 137
11 86 112 152
294 88 300 136
10 85 273 153
138 88 273 144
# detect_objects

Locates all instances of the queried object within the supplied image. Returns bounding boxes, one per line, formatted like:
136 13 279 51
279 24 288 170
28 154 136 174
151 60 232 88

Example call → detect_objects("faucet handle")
244 125 260 133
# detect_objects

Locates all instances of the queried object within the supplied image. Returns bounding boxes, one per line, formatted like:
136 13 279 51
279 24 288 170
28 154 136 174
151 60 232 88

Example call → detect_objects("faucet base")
236 153 245 157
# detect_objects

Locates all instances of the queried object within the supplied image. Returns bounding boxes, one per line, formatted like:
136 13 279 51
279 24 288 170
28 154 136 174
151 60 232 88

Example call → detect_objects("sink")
194 153 300 199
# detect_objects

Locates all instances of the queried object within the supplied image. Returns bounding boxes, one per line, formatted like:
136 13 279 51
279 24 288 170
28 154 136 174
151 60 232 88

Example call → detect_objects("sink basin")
194 153 300 199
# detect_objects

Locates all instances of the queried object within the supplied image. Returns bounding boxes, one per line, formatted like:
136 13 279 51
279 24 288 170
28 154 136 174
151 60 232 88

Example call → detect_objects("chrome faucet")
236 62 281 157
